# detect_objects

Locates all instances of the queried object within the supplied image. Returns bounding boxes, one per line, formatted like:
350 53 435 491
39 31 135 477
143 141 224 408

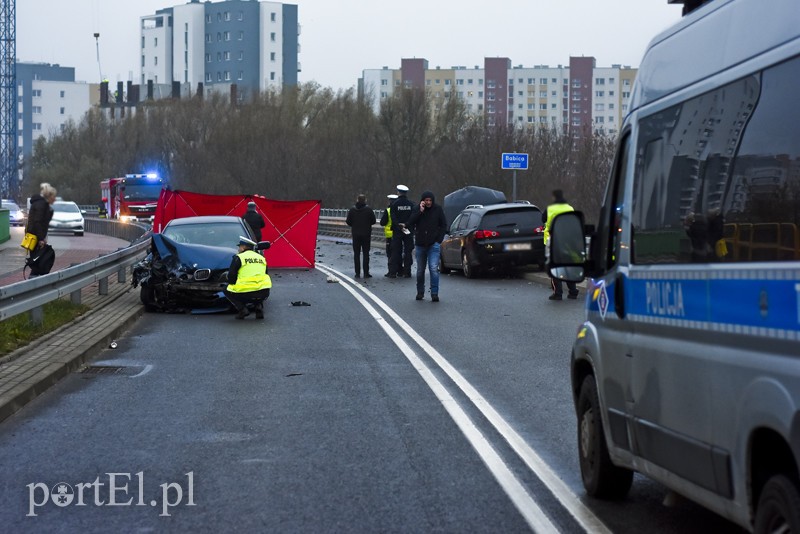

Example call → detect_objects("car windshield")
53 203 80 213
481 208 542 229
162 221 245 249
2 201 19 210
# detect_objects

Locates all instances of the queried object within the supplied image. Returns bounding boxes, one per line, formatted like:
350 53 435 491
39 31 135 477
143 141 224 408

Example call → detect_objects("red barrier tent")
153 190 321 268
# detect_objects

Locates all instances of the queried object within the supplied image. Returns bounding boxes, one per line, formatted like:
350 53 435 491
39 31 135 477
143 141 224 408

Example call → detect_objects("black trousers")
352 235 371 275
389 233 414 275
224 288 270 311
551 277 577 296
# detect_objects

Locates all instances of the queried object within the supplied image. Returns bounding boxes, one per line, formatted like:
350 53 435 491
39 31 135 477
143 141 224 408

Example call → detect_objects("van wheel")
462 250 479 279
755 475 800 534
439 255 451 274
577 375 633 498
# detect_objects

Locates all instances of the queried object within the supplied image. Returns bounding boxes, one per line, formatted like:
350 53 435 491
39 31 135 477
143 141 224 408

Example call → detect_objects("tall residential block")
361 56 637 137
141 0 299 99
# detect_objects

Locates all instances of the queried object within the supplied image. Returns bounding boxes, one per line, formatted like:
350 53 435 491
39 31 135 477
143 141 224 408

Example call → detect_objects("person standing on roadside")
406 190 447 302
346 193 377 278
242 201 265 242
388 184 414 278
25 183 57 276
543 189 579 300
379 194 398 276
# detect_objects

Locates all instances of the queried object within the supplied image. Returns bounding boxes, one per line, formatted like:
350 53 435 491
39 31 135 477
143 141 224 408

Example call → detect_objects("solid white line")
317 264 611 534
317 264 557 533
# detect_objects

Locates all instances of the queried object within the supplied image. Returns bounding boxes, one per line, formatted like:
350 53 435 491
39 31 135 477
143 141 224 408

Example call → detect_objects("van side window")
595 133 631 272
631 54 800 264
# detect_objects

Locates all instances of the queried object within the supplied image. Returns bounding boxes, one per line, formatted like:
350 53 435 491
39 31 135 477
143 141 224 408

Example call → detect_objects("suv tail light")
534 225 544 234
475 229 499 239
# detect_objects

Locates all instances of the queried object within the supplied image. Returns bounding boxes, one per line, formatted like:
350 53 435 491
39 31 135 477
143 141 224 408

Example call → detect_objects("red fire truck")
100 174 164 222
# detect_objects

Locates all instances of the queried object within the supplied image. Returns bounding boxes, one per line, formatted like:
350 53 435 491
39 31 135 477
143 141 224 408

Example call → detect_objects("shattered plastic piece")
291 301 311 306
326 276 339 283
109 341 118 349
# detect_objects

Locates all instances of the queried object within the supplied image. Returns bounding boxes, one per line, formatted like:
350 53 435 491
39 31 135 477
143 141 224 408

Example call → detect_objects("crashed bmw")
132 216 265 312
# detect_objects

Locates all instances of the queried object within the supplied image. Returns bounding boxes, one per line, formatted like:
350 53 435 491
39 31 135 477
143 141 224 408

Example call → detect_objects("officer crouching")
224 236 272 319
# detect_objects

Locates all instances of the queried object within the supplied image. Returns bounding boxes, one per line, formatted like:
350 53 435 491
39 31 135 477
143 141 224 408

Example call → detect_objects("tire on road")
755 474 800 534
462 250 479 279
577 374 633 498
439 254 451 274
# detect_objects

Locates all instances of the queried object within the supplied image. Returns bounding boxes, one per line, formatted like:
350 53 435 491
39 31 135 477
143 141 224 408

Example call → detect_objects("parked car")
440 202 545 278
48 200 85 236
1 199 26 226
132 215 267 312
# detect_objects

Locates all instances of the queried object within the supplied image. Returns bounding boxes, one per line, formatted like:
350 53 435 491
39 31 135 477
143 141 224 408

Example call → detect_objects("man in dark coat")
346 194 377 278
388 184 415 278
406 190 447 302
25 183 57 276
242 201 265 242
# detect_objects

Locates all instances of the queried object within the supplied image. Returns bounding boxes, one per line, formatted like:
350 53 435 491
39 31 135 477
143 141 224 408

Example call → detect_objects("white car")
49 201 85 236
1 199 26 226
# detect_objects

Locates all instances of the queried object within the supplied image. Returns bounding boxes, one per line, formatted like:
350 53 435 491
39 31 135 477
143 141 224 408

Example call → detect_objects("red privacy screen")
153 189 321 268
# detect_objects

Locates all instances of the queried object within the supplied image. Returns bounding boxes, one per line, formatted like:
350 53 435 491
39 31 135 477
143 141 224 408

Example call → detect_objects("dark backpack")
26 244 55 277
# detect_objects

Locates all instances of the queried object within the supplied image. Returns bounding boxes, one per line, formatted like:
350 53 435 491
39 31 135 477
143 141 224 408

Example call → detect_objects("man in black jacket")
406 190 447 302
242 201 265 242
388 184 414 278
346 194 377 278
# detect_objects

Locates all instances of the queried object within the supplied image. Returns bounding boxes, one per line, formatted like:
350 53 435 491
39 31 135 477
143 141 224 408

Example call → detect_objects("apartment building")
141 0 299 99
17 63 98 185
361 56 637 137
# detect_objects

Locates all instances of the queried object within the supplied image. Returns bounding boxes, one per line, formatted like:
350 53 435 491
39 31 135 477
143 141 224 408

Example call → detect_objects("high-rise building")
361 56 637 137
16 63 98 189
141 0 299 99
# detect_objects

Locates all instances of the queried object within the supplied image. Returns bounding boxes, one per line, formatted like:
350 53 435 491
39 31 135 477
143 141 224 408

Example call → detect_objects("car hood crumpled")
150 233 236 271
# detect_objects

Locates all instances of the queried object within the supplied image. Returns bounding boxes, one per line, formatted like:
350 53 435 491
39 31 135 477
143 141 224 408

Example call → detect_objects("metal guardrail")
0 219 151 324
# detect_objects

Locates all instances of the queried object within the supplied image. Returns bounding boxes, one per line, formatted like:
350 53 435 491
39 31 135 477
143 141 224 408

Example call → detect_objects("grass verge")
0 299 90 357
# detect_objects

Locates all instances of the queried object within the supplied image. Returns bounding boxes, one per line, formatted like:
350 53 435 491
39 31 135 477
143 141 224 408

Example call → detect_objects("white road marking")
317 263 611 534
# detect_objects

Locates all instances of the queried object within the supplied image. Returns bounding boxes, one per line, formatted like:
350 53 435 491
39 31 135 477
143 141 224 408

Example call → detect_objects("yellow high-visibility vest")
544 202 574 245
227 250 272 293
383 209 393 238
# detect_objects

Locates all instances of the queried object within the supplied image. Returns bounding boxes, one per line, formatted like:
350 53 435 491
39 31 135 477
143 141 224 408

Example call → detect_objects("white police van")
548 0 800 531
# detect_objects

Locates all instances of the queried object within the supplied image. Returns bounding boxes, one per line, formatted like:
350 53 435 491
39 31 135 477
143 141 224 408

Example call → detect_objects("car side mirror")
547 211 587 282
257 241 271 251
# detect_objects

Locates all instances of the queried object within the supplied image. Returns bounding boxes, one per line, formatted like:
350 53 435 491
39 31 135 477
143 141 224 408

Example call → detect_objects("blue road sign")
501 153 529 170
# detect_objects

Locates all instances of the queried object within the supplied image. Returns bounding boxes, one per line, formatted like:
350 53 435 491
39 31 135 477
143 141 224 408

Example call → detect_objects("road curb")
0 290 143 424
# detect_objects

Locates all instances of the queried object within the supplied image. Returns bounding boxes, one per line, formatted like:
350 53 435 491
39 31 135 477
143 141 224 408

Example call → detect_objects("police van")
548 0 800 531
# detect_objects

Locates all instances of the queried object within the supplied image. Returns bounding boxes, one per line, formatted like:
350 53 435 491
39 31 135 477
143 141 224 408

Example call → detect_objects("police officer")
544 189 579 300
224 236 272 319
388 185 415 278
379 194 398 275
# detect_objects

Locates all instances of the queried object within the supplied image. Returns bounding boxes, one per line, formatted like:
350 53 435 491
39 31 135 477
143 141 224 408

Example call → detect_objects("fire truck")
100 174 164 222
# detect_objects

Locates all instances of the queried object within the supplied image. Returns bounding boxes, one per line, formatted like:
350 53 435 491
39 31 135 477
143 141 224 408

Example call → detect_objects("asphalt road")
0 238 743 533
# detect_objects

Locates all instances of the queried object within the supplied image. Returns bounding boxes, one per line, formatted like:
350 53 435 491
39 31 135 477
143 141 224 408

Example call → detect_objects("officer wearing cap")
388 184 415 277
379 194 398 274
224 236 272 319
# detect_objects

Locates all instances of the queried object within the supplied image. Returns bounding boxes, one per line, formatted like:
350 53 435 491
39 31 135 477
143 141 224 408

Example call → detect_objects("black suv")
440 202 545 278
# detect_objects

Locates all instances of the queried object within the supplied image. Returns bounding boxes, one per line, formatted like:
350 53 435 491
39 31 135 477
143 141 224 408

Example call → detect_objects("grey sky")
18 0 683 90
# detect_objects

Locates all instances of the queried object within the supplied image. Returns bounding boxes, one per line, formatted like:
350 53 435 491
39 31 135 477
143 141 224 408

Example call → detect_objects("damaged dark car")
132 215 268 312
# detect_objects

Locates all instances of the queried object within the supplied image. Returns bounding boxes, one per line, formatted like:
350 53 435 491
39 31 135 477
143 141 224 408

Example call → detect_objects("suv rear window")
480 208 542 229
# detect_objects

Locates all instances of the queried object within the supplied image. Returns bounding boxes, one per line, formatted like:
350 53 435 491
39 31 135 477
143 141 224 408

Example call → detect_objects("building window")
206 53 211 63
595 103 605 111
478 79 483 85
540 91 547 98
609 78 615 84
32 123 42 130
609 103 615 110
238 11 243 21
224 71 230 81
456 79 463 85
595 91 604 97
32 106 42 114
239 51 244 61
468 79 474 84
154 37 158 47
206 14 211 23
539 104 547 110
435 79 440 85
217 52 222 61
206 34 211 43
609 90 615 96
217 32 221 42
381 91 388 98
271 12 276 22
154 56 158 66
224 51 230 61
478 91 483 98
238 31 244 40
270 52 276 61
224 11 230 21
551 103 557 109
60 107 65 115
206 73 212 82
224 31 230 41
595 78 605 85
380 79 387 86
270 32 276 42
59 90 65 98
141 55 145 67
217 72 222 81
622 91 631 98
141 36 145 49
623 79 631 86
270 72 275 81
445 79 451 85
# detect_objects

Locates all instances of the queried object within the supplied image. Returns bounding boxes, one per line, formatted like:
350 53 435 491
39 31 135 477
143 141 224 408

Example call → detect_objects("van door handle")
615 273 626 319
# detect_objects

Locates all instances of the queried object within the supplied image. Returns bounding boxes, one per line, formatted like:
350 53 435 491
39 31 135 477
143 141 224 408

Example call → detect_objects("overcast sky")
18 0 683 90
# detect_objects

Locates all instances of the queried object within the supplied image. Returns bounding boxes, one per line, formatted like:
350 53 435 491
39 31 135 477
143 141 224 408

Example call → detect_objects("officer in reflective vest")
379 193 398 275
224 236 272 319
543 189 579 300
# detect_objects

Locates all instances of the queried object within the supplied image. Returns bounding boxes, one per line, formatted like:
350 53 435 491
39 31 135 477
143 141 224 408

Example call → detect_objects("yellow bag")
715 238 728 258
21 232 38 252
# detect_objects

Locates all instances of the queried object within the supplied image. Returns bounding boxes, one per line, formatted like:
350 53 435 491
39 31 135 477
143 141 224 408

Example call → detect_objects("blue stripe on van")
625 277 800 332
